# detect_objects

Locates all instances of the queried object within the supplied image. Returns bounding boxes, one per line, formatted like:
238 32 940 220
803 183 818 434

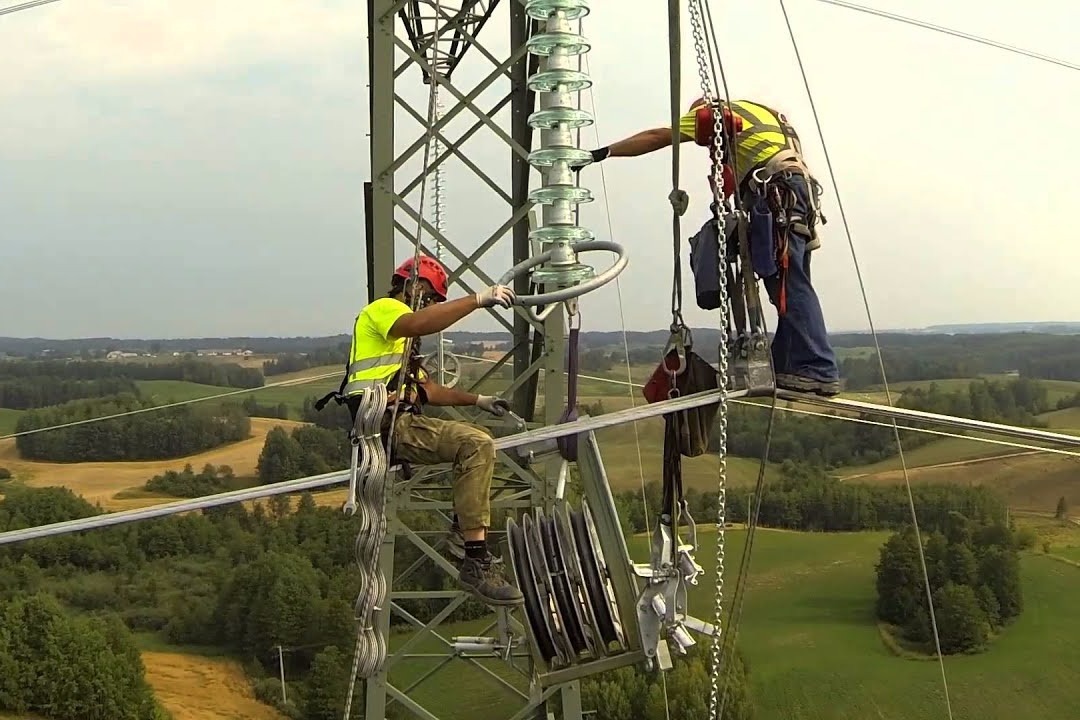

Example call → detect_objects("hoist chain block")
341 383 392 679
727 331 774 396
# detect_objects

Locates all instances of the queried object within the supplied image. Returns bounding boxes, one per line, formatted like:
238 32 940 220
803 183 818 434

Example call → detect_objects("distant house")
105 350 140 360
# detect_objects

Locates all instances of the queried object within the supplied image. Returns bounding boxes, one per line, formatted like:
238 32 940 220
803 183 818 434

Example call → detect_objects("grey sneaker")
775 373 840 397
458 553 524 607
446 523 466 560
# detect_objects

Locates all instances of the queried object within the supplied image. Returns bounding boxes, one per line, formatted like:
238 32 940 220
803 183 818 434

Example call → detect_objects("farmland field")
0 417 306 511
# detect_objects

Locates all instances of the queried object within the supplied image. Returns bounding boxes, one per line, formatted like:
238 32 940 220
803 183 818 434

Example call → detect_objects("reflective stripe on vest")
342 308 407 397
727 100 801 187
342 352 402 397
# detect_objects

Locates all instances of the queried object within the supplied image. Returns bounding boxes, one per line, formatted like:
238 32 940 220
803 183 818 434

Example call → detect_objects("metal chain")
687 1 731 718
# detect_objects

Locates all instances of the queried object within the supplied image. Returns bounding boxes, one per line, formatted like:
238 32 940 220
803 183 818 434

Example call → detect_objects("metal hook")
663 324 691 376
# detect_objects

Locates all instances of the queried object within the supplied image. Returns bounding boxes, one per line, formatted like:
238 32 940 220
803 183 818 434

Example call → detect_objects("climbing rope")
777 1 954 717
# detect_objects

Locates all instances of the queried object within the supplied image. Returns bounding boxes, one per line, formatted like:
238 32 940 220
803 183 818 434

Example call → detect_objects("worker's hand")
475 284 516 309
569 147 609 172
475 395 510 417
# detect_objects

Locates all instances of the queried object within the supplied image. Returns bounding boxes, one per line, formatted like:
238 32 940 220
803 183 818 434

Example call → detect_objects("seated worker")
338 254 524 606
579 97 840 396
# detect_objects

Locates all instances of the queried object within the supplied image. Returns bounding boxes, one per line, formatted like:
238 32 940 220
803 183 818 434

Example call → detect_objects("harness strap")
557 322 582 462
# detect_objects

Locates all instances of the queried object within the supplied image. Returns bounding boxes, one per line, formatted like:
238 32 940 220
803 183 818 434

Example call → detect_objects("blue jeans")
759 174 839 383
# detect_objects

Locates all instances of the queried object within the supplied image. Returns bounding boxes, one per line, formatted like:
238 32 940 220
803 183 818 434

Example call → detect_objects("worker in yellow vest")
332 254 523 606
580 97 840 396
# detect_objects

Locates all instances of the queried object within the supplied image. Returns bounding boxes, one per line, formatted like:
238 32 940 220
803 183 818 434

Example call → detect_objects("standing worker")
579 97 840 396
320 254 524 606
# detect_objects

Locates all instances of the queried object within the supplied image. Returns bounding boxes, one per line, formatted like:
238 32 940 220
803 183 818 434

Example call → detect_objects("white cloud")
1 0 363 93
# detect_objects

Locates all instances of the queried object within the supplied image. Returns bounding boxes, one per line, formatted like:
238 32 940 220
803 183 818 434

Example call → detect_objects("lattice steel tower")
363 1 615 718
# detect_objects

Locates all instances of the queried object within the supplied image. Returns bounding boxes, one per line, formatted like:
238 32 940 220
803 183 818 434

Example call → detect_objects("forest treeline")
262 345 348 376
0 358 263 389
720 376 1057 468
611 461 1009 537
0 376 138 410
14 395 251 462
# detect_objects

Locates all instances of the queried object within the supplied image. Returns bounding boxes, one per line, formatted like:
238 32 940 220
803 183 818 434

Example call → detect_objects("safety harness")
688 100 828 322
315 337 428 479
315 336 428 418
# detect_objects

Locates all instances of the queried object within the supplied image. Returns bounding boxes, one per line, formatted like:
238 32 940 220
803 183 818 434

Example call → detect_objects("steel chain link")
687 1 730 718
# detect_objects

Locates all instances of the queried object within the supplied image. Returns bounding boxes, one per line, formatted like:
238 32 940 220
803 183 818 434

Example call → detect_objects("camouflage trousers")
389 413 495 530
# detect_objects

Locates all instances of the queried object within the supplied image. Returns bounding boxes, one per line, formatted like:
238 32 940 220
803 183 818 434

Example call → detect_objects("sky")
1 0 1078 339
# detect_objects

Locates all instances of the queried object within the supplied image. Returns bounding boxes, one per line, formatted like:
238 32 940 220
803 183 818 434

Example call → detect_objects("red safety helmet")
394 254 448 301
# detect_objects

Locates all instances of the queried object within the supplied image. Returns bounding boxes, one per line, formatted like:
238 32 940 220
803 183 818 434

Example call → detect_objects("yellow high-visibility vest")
343 297 411 397
726 100 804 187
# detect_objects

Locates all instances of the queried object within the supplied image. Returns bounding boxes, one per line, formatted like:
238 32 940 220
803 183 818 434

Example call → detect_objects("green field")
134 369 343 419
348 526 1080 720
0 408 22 436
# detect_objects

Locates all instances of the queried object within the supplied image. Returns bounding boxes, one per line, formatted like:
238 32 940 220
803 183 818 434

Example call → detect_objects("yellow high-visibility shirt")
343 297 413 397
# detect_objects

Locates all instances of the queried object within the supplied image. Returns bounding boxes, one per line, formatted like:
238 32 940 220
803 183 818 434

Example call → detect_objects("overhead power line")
810 0 1080 73
0 0 62 18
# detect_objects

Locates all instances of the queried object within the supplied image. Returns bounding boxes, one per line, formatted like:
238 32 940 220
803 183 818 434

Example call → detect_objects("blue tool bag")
689 213 737 311
748 194 779 279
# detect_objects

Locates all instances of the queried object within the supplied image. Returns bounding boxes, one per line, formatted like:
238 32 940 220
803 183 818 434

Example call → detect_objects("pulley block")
506 500 628 673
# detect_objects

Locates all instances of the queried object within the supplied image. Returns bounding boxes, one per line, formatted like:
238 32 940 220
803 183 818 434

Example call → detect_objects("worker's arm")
389 286 515 339
389 295 480 339
418 379 478 407
606 127 694 158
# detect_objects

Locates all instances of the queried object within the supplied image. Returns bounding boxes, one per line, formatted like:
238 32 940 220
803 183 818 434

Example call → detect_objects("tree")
933 583 990 654
303 645 359 719
0 593 161 720
582 649 752 720
874 527 924 626
257 428 307 485
978 546 1023 622
1055 496 1068 520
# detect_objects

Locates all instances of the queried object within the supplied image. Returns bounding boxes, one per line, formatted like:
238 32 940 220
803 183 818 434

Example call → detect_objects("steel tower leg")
365 1 579 718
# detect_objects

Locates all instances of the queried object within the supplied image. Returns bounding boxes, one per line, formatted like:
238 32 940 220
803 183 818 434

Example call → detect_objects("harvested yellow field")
142 651 286 720
0 417 306 511
855 451 1080 513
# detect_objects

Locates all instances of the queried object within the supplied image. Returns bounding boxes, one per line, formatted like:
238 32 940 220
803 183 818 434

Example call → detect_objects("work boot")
458 553 524 607
445 522 466 560
775 373 840 397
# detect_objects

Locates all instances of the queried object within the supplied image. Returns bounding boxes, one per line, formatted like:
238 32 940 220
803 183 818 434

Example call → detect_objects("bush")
0 467 11 480
145 463 238 498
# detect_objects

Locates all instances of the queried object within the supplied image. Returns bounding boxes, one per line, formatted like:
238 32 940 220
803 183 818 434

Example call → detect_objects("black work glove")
570 146 610 172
